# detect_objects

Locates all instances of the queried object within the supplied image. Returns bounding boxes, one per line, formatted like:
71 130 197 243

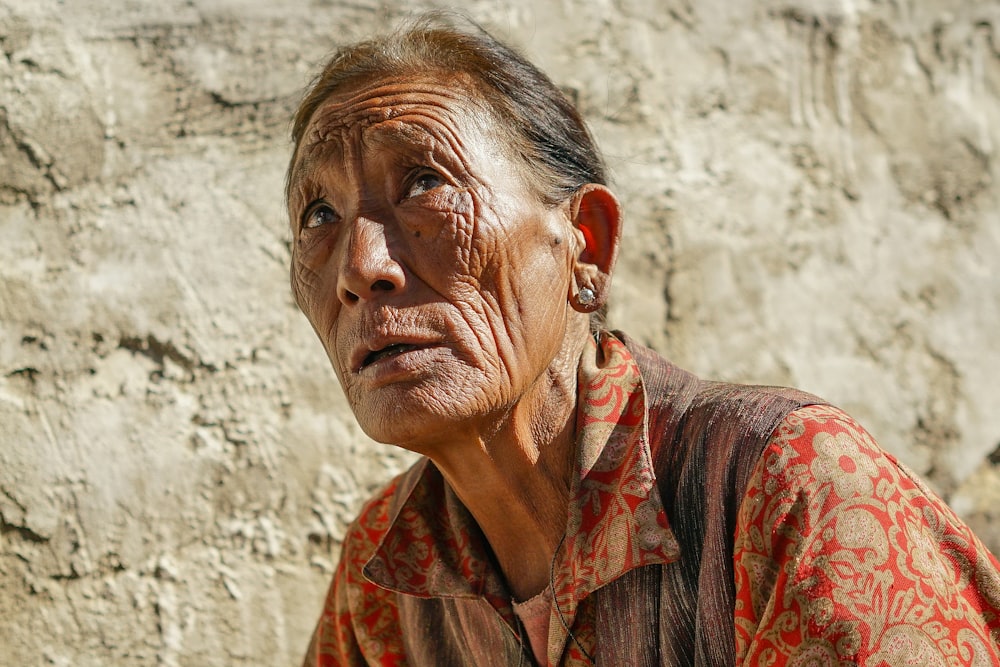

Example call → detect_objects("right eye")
302 202 339 230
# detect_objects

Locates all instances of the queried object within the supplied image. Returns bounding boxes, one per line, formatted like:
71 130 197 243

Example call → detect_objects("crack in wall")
118 334 218 378
0 487 48 543
0 513 50 543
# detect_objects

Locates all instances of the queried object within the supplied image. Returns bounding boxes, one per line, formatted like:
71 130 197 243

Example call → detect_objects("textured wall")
1 0 998 664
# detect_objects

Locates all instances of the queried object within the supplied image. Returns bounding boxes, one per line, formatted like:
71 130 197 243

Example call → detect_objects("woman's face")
287 74 581 450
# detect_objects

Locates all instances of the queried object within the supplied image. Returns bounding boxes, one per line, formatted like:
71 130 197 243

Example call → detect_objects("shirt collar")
363 332 680 609
555 331 680 608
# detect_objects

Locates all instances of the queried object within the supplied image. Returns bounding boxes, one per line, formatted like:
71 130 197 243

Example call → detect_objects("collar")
362 332 680 614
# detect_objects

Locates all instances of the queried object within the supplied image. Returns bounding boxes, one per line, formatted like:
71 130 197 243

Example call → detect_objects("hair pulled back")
286 12 607 207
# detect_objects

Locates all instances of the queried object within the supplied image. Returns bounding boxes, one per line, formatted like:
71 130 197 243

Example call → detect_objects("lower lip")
357 345 446 385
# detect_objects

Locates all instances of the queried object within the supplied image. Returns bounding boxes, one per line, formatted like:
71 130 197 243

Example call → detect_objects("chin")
347 377 497 452
349 389 466 451
354 414 462 456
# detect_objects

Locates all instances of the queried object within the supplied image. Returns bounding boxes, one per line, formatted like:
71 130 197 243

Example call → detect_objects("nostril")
371 279 395 292
344 290 360 304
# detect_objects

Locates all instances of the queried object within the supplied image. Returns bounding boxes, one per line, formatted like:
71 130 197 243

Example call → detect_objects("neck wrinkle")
431 331 587 601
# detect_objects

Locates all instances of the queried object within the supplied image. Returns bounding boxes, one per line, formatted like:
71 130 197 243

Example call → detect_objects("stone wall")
1 0 998 664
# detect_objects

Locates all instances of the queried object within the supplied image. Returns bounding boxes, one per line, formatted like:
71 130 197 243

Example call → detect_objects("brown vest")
592 334 822 666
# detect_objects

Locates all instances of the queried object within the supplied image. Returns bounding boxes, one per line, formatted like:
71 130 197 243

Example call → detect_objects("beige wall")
1 0 998 664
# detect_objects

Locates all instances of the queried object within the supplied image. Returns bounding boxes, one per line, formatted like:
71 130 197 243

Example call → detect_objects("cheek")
462 217 574 378
472 210 571 308
290 239 341 340
404 194 483 293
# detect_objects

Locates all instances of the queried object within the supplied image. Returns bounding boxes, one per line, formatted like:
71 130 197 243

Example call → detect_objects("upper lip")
350 335 439 373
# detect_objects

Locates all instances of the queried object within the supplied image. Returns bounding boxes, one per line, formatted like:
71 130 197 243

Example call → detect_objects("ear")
567 184 622 313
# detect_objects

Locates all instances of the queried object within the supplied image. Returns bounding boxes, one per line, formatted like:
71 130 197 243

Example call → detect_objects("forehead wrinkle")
381 99 513 190
287 138 350 215
292 104 452 198
288 81 516 214
313 76 496 147
306 80 472 142
363 114 475 178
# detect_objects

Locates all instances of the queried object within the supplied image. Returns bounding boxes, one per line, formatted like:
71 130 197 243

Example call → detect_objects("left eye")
404 170 445 199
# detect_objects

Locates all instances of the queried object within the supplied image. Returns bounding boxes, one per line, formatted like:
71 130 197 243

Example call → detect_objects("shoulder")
758 404 886 486
745 403 1000 569
735 405 1000 663
741 403 932 530
750 404 922 507
618 331 825 478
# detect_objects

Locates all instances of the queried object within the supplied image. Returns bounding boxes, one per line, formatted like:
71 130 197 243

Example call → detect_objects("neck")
429 330 589 601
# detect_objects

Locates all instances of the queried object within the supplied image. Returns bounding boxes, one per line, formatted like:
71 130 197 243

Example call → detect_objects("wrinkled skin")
287 73 622 598
287 74 593 456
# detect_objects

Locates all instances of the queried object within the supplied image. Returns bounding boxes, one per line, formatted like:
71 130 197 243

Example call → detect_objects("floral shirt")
303 334 1000 666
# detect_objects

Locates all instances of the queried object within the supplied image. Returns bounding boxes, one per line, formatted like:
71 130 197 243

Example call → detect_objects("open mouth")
361 343 423 369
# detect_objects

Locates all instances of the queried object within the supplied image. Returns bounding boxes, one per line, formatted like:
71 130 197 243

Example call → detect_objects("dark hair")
286 12 607 207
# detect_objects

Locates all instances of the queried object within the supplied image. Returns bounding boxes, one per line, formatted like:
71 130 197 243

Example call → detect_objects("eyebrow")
288 118 458 214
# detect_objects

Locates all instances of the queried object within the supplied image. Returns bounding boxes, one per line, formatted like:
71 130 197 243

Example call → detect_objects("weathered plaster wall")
1 0 997 664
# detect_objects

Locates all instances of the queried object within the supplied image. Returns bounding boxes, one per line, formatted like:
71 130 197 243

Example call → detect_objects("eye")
301 201 339 230
403 169 445 199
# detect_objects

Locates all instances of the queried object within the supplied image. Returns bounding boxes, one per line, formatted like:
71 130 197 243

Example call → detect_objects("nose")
337 215 405 305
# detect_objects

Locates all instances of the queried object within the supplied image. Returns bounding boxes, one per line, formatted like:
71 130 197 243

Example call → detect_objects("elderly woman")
286 15 1000 667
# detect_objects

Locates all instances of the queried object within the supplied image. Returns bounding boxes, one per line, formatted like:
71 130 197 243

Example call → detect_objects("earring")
576 287 596 307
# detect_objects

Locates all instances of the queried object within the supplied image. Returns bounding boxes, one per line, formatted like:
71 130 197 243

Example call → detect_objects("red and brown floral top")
303 334 1000 666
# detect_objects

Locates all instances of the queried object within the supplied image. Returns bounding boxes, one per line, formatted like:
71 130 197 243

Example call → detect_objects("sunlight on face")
288 75 579 451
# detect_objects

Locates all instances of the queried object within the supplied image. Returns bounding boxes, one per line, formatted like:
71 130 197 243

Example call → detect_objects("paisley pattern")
303 338 1000 666
558 333 679 606
734 404 1000 666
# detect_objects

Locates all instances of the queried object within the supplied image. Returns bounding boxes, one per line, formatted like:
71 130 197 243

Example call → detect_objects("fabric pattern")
734 404 1000 666
302 333 1000 666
